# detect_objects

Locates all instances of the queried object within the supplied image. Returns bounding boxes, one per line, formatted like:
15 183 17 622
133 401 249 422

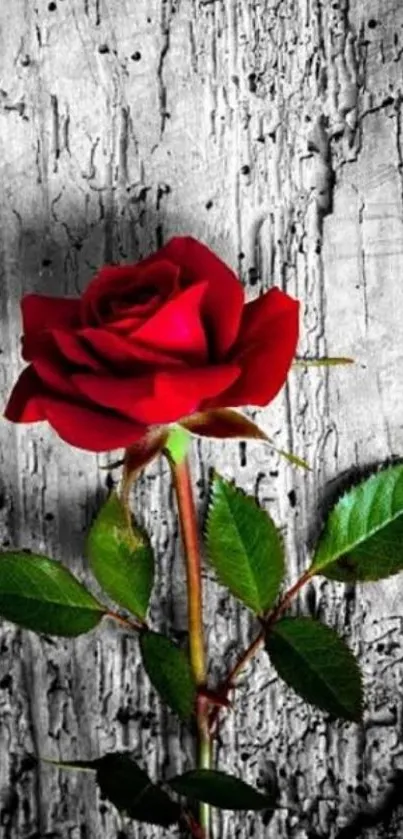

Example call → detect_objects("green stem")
170 456 212 838
198 717 212 835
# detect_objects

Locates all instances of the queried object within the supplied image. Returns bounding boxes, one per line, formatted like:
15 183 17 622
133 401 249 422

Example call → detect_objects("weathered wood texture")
1 1 403 837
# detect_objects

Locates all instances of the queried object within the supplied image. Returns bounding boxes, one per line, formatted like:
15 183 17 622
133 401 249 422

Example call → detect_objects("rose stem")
171 456 211 838
209 568 313 732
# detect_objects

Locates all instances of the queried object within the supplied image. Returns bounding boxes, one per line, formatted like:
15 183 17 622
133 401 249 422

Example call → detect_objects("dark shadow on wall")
0 201 206 837
0 196 179 546
5 193 169 301
334 770 403 839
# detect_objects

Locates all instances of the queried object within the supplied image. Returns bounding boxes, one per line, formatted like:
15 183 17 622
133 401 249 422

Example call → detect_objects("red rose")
4 237 299 452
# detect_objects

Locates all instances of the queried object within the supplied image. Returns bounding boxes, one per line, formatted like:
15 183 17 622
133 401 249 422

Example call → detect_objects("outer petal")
4 366 146 453
206 287 299 408
72 372 154 422
23 332 101 398
4 366 46 422
154 365 241 421
42 399 147 452
21 294 81 336
151 237 244 359
73 365 240 425
133 281 208 363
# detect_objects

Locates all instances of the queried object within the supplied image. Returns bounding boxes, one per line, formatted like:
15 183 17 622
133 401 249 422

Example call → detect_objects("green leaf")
206 474 285 615
311 465 403 581
265 617 363 721
87 492 154 620
140 631 196 721
168 769 275 811
54 752 180 827
0 552 105 636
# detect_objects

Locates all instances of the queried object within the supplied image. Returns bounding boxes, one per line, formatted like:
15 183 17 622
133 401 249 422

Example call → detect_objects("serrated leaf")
140 631 196 721
265 617 363 721
87 492 154 620
181 408 310 470
206 475 285 615
0 553 105 636
168 769 275 811
54 752 180 827
311 465 403 581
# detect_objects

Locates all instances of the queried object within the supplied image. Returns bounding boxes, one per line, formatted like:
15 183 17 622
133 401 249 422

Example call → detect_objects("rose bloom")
4 238 299 452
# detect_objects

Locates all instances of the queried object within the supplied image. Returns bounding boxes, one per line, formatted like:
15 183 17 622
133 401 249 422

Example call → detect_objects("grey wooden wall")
1 1 403 837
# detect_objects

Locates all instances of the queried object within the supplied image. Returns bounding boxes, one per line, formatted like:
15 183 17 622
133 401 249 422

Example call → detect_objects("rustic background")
1 1 403 837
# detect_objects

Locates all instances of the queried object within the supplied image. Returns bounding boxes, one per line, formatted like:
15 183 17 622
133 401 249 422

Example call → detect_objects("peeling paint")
0 1 403 837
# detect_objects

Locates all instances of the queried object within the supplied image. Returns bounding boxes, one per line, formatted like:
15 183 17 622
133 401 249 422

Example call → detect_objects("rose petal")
80 327 184 370
23 332 97 399
81 260 180 326
21 294 81 335
239 287 299 347
154 237 244 358
109 293 162 328
4 364 147 452
133 281 208 363
207 287 299 408
51 329 104 371
154 365 240 421
73 364 240 425
42 398 147 452
72 372 155 422
32 355 78 398
4 366 46 422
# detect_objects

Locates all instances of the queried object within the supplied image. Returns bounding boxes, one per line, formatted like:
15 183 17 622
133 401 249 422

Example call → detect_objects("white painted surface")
0 1 402 836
